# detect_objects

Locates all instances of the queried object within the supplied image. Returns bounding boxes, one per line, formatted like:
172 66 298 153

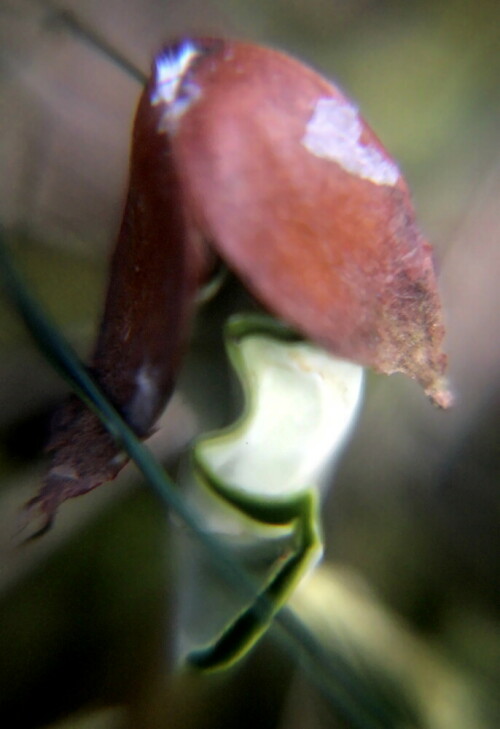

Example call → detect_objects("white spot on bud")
152 40 201 131
302 97 400 186
126 363 160 434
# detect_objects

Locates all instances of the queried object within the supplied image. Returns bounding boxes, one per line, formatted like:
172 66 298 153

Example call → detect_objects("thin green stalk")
0 228 417 729
40 0 147 84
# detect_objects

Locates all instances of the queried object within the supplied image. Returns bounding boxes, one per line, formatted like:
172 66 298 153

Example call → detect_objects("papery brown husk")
25 81 208 535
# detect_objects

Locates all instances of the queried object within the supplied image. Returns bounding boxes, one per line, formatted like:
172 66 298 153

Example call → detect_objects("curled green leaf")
180 315 364 669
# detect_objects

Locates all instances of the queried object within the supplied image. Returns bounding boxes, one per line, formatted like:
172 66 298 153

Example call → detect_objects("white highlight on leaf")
152 40 201 129
302 97 400 186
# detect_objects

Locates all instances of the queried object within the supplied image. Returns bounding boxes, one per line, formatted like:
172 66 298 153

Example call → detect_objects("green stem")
0 229 415 729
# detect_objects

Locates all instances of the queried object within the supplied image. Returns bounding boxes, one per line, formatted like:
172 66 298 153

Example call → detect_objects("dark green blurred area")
0 0 499 727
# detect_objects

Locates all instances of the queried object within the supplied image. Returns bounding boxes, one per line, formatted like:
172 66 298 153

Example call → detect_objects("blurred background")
0 0 499 727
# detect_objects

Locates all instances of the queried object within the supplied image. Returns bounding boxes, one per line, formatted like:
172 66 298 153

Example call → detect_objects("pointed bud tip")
425 376 454 409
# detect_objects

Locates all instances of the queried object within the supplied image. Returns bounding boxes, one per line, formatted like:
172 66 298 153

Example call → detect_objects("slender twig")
0 234 415 729
0 229 417 728
40 0 147 84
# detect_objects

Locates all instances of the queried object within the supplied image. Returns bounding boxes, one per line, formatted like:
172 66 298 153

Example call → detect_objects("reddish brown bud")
161 39 451 407
29 37 451 533
27 48 209 532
